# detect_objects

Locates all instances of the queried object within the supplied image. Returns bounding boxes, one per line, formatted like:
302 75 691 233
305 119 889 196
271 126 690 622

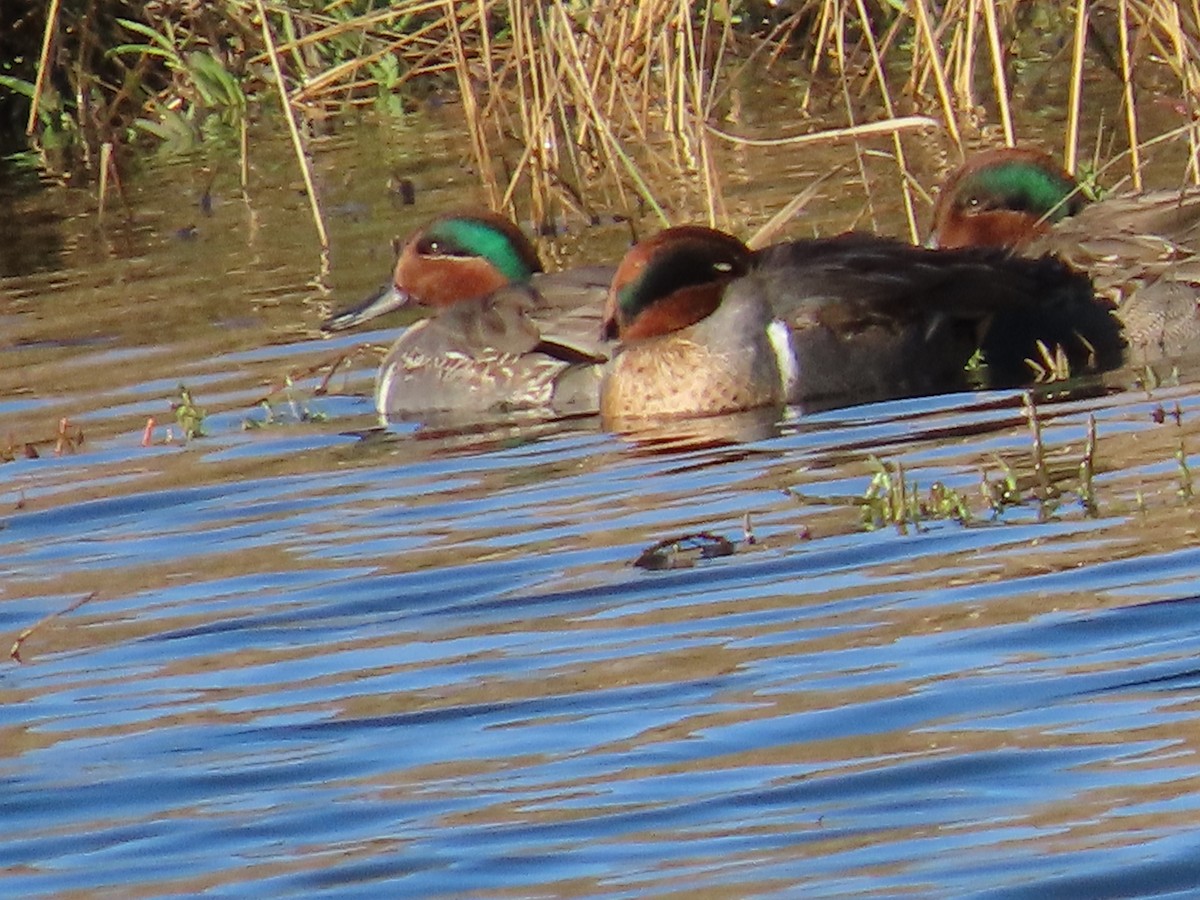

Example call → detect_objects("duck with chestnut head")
323 210 613 420
598 224 1120 425
930 147 1200 360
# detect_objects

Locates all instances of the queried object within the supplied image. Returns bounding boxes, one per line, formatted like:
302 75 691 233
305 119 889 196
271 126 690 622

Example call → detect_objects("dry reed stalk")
962 0 978 111
1064 0 1088 175
1191 0 1200 185
1081 121 1199 194
541 1 668 224
475 0 494 96
274 8 310 87
687 0 724 225
597 6 633 127
717 11 805 110
758 12 799 70
874 13 907 71
829 2 880 233
541 3 619 224
27 0 63 136
287 3 482 105
504 1 545 221
567 17 654 214
853 0 920 244
663 3 688 172
97 141 111 217
802 0 837 114
446 0 500 209
745 168 847 250
294 39 423 104
699 0 731 116
240 117 249 188
944 0 965 88
672 14 692 174
912 0 963 155
533 3 602 219
273 0 450 57
981 0 1014 146
589 17 650 148
1118 0 1142 190
1154 0 1200 185
255 0 329 253
852 13 907 107
633 3 656 123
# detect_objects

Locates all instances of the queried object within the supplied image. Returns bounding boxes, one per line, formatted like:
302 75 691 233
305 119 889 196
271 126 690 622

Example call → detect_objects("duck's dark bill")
322 283 411 332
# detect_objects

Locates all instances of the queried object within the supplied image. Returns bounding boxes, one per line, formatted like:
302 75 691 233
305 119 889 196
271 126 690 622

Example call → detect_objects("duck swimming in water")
323 210 613 420
598 225 1121 423
930 147 1200 360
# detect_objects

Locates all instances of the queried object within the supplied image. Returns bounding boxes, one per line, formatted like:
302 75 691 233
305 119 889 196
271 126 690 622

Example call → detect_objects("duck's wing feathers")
529 265 615 357
1029 190 1200 359
753 233 1123 387
403 285 603 363
376 285 606 419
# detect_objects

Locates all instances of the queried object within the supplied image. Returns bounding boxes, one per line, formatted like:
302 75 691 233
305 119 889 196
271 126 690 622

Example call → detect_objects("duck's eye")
713 261 734 274
418 236 471 258
963 194 982 210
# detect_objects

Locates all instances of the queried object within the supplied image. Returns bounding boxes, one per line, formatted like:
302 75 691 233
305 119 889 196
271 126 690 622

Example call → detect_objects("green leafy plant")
108 18 247 152
172 386 207 441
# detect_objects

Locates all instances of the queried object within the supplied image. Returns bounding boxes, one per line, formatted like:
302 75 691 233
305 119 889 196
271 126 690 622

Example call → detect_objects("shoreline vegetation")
2 1 1200 247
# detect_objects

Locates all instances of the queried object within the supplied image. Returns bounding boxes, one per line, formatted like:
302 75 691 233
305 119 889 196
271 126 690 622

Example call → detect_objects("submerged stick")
1080 413 1098 515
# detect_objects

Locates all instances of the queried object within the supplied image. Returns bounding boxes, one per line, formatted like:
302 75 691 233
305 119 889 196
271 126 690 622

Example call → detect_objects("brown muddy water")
5 91 1200 898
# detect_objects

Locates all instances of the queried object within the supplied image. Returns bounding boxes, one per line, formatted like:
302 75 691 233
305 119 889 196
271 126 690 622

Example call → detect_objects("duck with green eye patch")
930 146 1200 362
598 224 1122 426
323 210 614 422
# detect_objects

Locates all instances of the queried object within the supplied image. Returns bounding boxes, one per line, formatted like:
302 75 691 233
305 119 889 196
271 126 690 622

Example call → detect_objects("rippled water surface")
6 112 1200 899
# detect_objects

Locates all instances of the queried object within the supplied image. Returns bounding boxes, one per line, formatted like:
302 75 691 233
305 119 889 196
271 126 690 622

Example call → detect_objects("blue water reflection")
5 126 1200 898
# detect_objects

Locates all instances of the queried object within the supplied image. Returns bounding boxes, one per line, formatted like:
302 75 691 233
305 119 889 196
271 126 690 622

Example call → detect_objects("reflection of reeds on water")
16 2 1200 231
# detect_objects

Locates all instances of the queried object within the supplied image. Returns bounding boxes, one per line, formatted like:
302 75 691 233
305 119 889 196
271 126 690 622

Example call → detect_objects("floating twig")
11 592 99 663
